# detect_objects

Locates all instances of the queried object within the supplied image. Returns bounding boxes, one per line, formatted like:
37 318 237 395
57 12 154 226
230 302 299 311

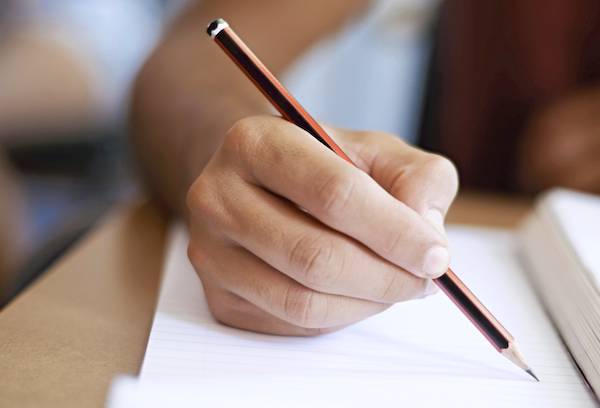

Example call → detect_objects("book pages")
521 188 600 395
106 222 596 407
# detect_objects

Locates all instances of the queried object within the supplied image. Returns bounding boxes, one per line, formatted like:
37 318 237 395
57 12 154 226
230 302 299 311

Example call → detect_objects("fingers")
223 116 451 278
189 224 394 330
323 125 458 237
191 163 430 302
202 282 353 336
187 115 452 335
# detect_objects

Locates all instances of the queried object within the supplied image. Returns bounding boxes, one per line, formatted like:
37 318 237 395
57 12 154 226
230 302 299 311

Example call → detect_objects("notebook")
522 188 600 394
106 188 600 407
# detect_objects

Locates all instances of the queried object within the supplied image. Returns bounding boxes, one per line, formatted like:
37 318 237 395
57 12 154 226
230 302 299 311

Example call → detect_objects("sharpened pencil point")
526 369 539 381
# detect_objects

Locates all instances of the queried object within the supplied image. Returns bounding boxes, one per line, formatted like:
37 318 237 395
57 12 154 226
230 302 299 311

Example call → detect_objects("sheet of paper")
520 189 600 393
108 225 597 408
546 189 600 283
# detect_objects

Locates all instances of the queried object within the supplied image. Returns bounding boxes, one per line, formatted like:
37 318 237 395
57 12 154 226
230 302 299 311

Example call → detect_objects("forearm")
131 0 368 217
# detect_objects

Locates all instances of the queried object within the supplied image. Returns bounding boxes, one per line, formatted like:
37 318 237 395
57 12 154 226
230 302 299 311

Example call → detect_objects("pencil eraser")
207 18 228 39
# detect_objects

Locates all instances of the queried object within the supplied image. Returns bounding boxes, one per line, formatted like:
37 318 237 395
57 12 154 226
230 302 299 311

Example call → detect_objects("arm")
131 0 369 216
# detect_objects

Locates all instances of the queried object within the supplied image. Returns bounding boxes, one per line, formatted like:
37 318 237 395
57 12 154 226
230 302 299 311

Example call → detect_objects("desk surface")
0 192 532 408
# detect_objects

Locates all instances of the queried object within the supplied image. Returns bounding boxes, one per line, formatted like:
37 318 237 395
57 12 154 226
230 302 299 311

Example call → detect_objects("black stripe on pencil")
206 18 538 382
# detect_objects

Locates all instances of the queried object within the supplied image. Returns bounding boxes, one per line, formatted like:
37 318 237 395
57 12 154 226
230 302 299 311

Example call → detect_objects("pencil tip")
526 369 539 381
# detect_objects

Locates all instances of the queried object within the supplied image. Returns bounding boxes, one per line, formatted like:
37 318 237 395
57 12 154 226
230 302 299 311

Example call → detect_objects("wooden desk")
0 192 532 408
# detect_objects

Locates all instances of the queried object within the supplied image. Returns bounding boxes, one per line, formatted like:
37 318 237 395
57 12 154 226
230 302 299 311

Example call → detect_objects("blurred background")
0 0 177 305
1 0 600 306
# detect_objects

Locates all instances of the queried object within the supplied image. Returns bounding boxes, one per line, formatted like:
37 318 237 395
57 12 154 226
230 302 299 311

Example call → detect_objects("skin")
132 0 458 336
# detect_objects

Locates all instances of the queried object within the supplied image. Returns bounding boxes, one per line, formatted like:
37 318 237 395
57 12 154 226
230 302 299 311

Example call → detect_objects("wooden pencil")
206 18 538 381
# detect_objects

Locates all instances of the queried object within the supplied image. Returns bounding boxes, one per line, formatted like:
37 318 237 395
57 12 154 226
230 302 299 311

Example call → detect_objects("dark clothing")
421 0 600 192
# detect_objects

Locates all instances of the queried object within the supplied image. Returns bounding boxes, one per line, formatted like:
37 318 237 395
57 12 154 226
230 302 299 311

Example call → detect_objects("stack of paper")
522 188 600 394
107 218 597 407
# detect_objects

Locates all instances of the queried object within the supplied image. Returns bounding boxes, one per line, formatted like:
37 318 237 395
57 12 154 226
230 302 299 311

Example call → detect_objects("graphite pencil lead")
500 341 535 375
526 369 540 382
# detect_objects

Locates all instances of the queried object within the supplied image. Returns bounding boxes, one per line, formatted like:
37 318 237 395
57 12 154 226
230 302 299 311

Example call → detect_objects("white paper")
108 225 597 408
520 188 600 394
545 189 600 284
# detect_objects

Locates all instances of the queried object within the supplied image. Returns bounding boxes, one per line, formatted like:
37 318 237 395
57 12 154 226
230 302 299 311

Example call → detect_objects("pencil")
206 18 538 381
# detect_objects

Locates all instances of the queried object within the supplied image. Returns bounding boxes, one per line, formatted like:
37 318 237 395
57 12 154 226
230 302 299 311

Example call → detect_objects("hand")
187 115 458 335
519 85 600 194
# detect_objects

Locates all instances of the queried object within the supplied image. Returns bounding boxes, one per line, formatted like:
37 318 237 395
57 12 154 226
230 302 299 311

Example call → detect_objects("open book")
106 188 600 407
521 188 600 394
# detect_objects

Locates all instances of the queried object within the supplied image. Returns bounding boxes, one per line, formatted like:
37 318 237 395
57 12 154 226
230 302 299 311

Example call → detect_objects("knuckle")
186 176 211 214
206 305 232 328
226 117 261 145
224 117 269 166
424 155 459 191
288 233 340 291
315 172 358 222
187 175 229 228
187 241 202 267
204 289 246 327
283 285 326 328
187 239 215 274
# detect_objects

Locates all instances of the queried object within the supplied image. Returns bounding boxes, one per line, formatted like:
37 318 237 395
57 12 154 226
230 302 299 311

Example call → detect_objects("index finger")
225 116 451 279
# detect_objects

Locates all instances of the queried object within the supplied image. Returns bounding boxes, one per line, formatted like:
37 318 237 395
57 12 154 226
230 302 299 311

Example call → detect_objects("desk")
0 192 532 408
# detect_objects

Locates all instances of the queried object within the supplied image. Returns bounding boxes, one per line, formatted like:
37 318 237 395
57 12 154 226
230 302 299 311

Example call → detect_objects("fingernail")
421 279 440 298
423 246 451 278
425 209 447 240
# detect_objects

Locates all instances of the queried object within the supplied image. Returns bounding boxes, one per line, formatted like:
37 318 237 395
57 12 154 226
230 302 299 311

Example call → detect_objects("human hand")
519 85 600 194
187 115 458 335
